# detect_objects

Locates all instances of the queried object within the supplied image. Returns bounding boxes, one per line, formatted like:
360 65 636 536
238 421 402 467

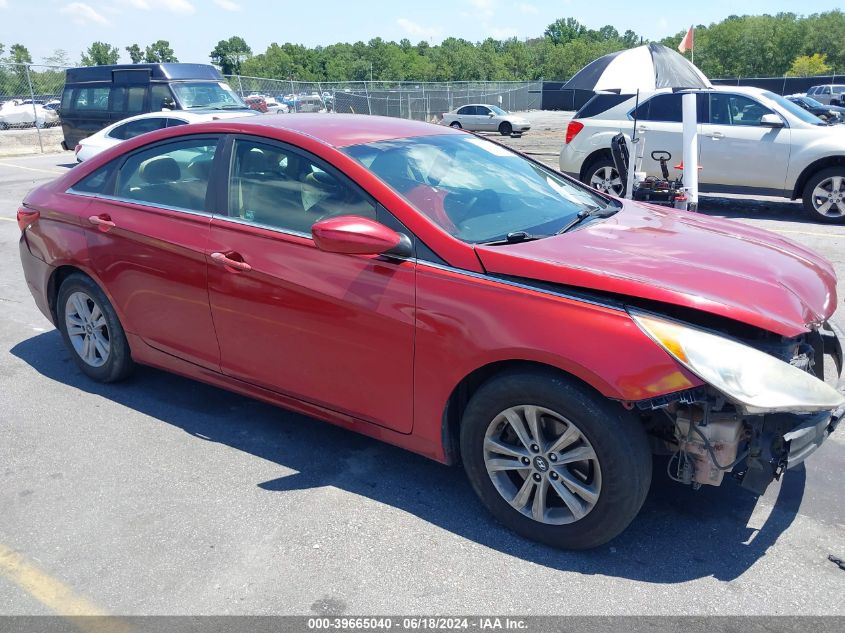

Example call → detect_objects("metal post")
25 64 44 153
236 74 244 98
682 92 699 211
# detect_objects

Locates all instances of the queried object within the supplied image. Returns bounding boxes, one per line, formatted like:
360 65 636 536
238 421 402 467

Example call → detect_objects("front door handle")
87 214 115 232
211 251 252 272
707 131 725 139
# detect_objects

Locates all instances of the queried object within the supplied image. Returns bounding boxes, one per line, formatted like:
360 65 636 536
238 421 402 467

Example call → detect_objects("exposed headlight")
631 311 845 414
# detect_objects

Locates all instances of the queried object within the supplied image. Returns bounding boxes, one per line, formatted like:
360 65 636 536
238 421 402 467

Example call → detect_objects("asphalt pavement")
0 150 844 617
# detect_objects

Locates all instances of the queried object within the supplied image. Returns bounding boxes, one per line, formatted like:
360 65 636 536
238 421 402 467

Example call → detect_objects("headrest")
139 156 180 184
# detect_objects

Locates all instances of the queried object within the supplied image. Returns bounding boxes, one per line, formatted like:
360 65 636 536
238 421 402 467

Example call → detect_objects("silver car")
806 84 845 106
440 103 530 136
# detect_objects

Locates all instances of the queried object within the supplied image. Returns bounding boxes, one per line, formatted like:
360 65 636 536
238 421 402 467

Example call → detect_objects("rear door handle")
87 214 115 232
211 251 252 272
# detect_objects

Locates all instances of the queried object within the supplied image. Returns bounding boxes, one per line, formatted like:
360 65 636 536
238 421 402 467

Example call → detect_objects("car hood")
474 201 838 337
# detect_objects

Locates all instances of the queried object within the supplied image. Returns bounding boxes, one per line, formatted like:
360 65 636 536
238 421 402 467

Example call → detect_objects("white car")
0 99 60 129
440 104 531 136
74 110 258 161
560 86 845 223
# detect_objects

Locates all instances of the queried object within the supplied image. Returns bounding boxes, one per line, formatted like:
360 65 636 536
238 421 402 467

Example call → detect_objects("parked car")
244 94 268 113
560 86 845 223
59 63 252 150
806 84 845 106
440 104 531 136
292 94 327 113
17 114 844 549
262 95 289 114
73 109 259 161
0 99 60 129
786 95 845 123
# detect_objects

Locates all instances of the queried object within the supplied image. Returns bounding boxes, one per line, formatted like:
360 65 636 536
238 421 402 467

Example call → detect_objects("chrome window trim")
64 189 213 218
211 213 313 240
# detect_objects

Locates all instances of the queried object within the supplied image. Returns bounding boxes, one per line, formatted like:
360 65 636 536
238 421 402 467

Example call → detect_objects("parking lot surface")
1 125 844 616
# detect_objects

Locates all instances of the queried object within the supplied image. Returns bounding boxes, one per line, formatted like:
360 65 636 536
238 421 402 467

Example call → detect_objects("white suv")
559 86 845 223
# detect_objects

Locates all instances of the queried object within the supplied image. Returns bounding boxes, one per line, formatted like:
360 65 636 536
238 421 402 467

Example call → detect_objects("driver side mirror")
488 112 495 117
312 215 412 258
760 114 784 128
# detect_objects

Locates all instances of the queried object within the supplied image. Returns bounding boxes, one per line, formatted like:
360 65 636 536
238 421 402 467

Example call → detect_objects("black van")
59 63 250 149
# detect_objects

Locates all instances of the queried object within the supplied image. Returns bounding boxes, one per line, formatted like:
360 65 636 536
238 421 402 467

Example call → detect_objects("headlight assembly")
631 311 845 414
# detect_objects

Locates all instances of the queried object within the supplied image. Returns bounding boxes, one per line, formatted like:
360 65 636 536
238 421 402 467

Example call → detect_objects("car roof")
210 113 458 147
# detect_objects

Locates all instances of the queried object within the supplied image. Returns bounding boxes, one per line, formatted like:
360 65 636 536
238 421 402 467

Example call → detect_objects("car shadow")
695 195 812 224
10 330 804 584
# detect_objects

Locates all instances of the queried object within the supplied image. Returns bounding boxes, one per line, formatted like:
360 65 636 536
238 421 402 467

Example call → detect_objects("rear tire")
449 121 462 129
802 167 845 224
499 121 513 136
460 369 652 550
57 273 134 383
582 156 625 197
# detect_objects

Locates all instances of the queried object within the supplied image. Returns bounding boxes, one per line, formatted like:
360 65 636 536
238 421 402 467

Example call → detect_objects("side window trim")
68 135 222 215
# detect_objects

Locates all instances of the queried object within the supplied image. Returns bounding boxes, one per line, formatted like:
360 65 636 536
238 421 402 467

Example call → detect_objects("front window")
343 134 614 244
170 82 247 110
761 91 826 125
489 105 507 115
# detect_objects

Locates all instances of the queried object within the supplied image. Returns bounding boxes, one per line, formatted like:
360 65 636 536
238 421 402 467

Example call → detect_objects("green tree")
125 44 144 64
544 18 586 45
42 49 70 66
210 36 252 75
80 42 120 66
9 43 33 64
787 53 832 76
145 40 178 63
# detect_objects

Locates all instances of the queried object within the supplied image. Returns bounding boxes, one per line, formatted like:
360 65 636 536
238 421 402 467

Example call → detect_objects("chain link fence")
0 63 66 154
227 76 543 120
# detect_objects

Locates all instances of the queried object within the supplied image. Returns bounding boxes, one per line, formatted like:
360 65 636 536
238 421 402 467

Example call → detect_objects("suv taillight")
74 144 81 155
17 206 39 231
565 120 584 144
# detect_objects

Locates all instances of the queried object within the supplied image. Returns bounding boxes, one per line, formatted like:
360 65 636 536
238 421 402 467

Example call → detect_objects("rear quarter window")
575 94 632 119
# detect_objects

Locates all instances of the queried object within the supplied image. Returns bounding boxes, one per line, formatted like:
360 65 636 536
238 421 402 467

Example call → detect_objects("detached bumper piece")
740 320 844 495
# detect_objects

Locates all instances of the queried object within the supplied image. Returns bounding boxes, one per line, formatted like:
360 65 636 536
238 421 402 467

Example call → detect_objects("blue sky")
2 0 843 67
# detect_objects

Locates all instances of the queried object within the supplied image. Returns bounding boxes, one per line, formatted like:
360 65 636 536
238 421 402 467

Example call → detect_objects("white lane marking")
0 162 65 175
0 217 16 222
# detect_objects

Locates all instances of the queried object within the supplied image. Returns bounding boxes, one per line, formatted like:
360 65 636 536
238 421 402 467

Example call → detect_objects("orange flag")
678 25 694 54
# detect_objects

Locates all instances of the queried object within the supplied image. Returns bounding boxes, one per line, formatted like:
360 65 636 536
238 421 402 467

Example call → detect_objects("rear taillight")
17 206 39 231
74 144 81 155
565 120 584 144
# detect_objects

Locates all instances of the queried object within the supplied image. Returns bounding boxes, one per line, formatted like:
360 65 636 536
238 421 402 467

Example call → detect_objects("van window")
111 86 146 114
73 87 110 111
151 84 177 110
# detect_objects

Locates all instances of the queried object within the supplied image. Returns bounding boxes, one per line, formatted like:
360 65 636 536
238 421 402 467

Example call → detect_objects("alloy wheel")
810 175 845 219
64 291 111 368
589 166 624 195
483 405 602 525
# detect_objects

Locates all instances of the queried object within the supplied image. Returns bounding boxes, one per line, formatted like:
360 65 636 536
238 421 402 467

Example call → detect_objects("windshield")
763 91 826 125
343 134 616 244
800 96 825 108
489 105 507 115
171 82 247 110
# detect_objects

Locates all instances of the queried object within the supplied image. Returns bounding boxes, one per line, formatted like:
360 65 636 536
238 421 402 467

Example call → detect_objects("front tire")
583 157 625 196
802 167 845 223
460 369 651 549
57 273 134 383
499 121 513 136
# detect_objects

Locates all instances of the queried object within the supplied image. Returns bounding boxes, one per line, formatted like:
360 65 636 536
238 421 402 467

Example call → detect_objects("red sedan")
17 114 845 549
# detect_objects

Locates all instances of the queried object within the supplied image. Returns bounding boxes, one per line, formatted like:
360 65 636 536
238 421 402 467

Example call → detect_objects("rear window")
575 93 631 119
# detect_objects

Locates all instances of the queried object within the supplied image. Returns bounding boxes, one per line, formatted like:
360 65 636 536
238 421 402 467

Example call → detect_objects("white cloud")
517 3 538 14
0 0 8 9
485 24 518 39
60 2 111 26
123 0 195 15
213 0 241 10
466 0 495 19
397 18 442 39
